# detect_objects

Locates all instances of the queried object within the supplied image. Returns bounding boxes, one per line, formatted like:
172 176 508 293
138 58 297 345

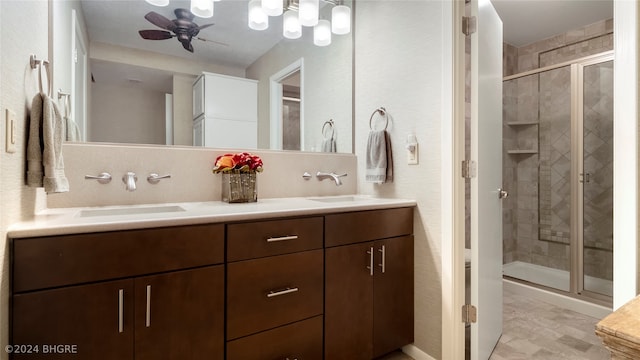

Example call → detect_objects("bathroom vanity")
8 198 415 359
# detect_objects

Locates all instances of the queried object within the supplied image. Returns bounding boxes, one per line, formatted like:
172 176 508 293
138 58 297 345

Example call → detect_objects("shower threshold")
503 261 612 297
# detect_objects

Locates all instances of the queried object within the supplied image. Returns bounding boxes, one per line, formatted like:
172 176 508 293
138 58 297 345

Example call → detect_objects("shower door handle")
579 173 591 183
498 188 509 199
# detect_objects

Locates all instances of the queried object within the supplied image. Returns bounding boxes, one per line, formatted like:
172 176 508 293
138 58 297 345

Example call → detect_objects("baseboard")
401 344 437 360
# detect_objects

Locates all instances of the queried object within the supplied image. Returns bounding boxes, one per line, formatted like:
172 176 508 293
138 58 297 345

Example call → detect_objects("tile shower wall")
503 19 613 279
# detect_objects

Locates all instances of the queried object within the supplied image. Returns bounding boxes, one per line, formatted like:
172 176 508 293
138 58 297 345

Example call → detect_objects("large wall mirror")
51 0 353 153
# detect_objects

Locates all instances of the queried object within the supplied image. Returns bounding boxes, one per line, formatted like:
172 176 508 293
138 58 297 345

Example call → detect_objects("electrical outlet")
5 109 16 154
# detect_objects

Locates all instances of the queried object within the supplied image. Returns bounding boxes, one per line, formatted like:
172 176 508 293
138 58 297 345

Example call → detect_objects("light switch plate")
407 144 418 165
5 109 16 154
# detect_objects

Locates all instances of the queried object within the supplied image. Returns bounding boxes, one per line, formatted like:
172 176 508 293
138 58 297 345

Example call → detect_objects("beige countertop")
8 195 416 238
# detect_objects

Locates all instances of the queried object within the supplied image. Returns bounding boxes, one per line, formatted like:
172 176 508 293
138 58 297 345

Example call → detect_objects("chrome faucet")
316 171 347 186
122 172 138 192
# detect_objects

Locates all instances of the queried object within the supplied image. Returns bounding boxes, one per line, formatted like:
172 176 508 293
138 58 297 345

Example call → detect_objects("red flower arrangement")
212 152 264 173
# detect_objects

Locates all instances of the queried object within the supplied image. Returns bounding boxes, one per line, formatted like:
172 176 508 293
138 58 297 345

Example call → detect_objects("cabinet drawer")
227 316 323 360
227 217 323 261
12 224 224 293
227 250 323 339
325 207 413 247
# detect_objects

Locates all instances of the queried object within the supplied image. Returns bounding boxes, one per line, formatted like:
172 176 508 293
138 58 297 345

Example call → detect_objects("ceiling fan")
139 8 227 53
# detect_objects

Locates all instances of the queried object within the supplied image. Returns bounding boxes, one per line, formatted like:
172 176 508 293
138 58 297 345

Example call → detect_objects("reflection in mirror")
281 70 301 151
51 0 353 153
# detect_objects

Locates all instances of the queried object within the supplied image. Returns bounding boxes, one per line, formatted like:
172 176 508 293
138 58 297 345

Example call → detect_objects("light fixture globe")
191 0 214 18
283 9 302 39
331 4 351 34
299 0 319 27
248 0 269 30
145 0 169 6
262 0 283 16
313 19 331 46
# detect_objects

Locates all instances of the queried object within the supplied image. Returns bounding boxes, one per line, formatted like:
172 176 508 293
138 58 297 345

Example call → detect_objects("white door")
470 0 503 359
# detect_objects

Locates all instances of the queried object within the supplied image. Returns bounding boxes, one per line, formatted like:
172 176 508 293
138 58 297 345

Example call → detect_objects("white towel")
365 130 393 184
65 115 81 141
321 137 336 152
27 93 70 193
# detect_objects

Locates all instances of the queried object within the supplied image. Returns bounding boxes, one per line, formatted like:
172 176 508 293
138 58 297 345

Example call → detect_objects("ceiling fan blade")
139 30 174 40
182 41 194 53
194 36 229 47
198 23 215 30
144 12 175 31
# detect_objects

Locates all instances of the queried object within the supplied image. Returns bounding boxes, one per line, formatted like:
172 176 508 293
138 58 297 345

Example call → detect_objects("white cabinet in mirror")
50 0 354 153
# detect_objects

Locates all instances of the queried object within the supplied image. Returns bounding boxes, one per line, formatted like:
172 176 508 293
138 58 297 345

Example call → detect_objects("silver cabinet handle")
145 285 151 328
266 235 299 243
378 245 386 273
498 188 509 199
147 173 171 184
366 247 374 276
85 172 112 184
118 289 124 333
267 287 299 298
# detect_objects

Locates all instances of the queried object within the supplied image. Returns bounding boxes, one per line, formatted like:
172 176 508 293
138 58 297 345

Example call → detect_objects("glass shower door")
581 60 614 297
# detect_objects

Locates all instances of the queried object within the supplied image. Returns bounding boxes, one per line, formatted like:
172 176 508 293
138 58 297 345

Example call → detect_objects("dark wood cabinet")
12 279 134 359
11 206 414 360
134 266 224 360
325 208 414 359
10 225 225 360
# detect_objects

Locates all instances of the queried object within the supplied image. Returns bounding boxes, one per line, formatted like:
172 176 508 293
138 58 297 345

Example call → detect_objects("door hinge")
462 304 477 324
461 160 477 179
462 16 477 36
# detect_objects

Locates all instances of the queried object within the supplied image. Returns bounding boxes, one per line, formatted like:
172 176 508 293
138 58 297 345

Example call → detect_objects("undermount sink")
76 205 186 218
308 196 372 203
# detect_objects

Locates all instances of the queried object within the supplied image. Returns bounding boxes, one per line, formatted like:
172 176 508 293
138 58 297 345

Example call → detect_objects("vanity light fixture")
145 0 215 18
250 0 351 46
248 0 269 30
145 0 169 6
190 0 214 18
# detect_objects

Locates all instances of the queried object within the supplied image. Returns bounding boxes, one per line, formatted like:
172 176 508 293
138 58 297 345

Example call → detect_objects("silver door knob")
498 188 509 199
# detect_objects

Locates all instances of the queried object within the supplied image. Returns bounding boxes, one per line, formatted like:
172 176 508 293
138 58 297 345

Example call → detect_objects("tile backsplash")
47 143 357 208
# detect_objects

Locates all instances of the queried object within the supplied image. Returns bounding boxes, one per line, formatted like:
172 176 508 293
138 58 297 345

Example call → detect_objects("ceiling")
80 0 285 69
491 0 613 47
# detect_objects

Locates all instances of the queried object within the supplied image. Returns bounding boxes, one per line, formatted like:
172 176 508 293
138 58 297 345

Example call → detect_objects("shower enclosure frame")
503 50 614 305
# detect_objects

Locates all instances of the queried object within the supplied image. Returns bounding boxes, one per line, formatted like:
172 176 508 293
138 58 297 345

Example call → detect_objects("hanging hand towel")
365 130 393 183
27 93 70 193
321 136 336 153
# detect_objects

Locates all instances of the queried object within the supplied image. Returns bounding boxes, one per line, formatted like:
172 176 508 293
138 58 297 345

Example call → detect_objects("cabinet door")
373 235 414 358
12 280 134 360
193 117 204 147
193 75 204 118
134 266 224 360
325 242 374 360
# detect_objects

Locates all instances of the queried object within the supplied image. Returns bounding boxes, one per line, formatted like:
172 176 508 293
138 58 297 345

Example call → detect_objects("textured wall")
355 1 446 358
0 1 50 357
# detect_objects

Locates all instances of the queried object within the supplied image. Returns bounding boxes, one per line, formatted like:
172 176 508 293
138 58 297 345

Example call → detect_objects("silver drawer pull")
145 285 151 328
118 289 124 333
366 247 374 276
378 245 386 273
266 235 299 243
267 287 299 298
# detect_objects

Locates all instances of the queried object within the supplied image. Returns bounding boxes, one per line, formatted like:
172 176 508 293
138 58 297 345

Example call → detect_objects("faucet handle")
147 173 171 184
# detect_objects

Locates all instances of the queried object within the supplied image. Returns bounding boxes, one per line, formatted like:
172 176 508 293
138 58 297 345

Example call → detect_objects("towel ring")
322 119 335 140
369 107 388 131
